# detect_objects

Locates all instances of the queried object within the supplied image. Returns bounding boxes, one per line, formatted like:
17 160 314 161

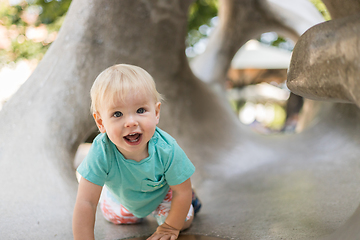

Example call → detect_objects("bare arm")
147 178 193 240
166 178 193 230
73 177 102 240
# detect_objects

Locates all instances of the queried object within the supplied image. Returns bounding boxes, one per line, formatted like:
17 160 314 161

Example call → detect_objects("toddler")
72 64 200 240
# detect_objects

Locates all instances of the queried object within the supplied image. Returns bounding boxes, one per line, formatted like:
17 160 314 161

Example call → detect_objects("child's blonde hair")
90 64 163 113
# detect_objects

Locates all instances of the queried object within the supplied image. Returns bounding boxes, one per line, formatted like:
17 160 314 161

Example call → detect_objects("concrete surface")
1 0 360 240
127 235 227 240
88 102 360 240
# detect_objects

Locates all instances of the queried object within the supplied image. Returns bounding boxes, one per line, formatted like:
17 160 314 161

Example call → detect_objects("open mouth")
124 133 142 144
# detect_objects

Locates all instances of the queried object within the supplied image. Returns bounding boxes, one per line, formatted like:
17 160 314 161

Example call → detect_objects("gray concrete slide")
1 0 360 239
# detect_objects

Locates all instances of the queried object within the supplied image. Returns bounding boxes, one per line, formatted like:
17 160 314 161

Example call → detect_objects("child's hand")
147 222 180 240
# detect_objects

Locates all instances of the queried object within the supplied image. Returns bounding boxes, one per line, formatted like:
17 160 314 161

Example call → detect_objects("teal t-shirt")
77 127 195 218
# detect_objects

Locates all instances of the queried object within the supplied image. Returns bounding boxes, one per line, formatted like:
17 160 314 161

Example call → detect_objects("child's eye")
113 111 123 118
137 108 145 114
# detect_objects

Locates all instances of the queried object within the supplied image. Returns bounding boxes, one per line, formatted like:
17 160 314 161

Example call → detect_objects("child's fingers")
147 233 160 240
147 232 178 240
148 222 179 240
147 233 175 240
159 234 175 240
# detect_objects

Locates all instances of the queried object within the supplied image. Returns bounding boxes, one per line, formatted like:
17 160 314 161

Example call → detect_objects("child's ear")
155 102 161 124
93 112 106 133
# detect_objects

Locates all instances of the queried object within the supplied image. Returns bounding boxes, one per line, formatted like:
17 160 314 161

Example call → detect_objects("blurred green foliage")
0 0 70 66
188 0 218 32
187 0 218 49
309 0 331 20
36 0 71 24
265 36 289 49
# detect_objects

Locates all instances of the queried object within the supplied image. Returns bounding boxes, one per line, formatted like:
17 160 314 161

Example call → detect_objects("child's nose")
124 116 138 128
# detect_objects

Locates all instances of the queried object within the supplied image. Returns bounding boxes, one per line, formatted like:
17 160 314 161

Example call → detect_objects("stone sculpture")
1 0 360 239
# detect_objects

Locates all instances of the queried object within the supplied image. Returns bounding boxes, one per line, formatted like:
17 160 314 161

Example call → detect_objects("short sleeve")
77 134 111 186
164 143 195 186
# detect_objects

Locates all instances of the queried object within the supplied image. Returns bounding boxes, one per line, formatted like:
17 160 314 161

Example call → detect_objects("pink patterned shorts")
100 186 193 225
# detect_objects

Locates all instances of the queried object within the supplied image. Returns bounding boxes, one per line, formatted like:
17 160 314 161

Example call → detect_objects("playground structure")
1 0 360 239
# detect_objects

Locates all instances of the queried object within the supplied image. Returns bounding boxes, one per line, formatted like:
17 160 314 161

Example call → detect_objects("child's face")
94 91 161 161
